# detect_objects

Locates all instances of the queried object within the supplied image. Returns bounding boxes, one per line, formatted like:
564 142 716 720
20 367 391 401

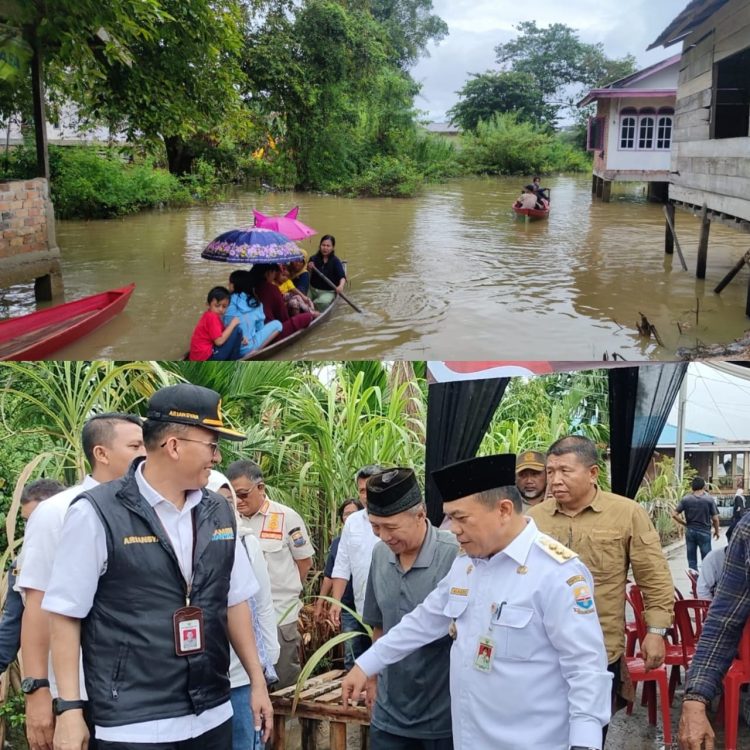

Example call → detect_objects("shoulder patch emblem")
535 534 578 564
571 581 595 614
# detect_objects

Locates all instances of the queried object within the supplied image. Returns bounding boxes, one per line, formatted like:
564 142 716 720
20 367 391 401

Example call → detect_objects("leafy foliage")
459 113 591 176
495 21 637 121
448 71 555 132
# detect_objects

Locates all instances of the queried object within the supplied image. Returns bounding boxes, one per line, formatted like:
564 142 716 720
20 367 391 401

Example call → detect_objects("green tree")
494 21 637 121
369 0 448 68
448 70 554 131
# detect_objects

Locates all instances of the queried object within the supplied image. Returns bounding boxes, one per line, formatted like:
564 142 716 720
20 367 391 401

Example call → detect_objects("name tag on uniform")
473 636 495 673
260 512 284 540
173 606 205 656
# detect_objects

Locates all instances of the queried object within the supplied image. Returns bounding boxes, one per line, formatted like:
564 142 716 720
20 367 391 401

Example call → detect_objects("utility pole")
675 373 688 482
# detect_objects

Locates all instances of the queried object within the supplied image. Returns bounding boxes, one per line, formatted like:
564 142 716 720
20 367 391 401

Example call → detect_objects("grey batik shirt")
362 523 458 739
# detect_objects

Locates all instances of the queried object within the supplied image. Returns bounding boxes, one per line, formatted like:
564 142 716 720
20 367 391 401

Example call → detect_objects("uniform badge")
571 582 595 614
516 565 528 575
260 511 284 540
450 587 469 596
289 527 306 548
473 636 495 673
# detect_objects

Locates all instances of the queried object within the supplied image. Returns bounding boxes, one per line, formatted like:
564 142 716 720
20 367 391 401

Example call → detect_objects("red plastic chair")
627 583 683 703
623 584 673 744
715 619 750 750
686 569 699 598
673 598 710 669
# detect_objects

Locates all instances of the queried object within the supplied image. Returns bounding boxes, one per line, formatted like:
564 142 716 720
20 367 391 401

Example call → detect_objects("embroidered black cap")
366 468 423 517
432 454 517 503
146 384 245 441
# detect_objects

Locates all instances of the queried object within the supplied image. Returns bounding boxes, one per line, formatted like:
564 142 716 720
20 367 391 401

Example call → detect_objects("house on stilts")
650 0 750 291
580 56 680 202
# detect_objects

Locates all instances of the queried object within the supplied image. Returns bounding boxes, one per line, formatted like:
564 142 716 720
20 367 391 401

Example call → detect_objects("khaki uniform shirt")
528 487 673 663
239 497 315 626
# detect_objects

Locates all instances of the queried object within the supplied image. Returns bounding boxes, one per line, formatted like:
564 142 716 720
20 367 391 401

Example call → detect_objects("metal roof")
649 0 731 49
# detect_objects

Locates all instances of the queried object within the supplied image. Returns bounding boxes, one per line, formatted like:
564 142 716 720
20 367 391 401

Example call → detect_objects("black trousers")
601 659 621 747
370 726 454 750
97 718 232 750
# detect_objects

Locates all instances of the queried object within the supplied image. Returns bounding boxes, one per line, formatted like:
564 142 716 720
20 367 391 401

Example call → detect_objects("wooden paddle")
309 264 363 314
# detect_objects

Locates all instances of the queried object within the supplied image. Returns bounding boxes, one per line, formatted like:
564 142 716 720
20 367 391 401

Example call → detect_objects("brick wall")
0 177 62 297
0 178 49 258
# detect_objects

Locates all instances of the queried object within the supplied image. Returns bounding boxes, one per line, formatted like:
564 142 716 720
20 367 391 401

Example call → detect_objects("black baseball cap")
146 384 246 441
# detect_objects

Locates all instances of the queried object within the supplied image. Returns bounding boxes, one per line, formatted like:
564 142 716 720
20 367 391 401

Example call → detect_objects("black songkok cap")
432 454 517 503
366 468 422 517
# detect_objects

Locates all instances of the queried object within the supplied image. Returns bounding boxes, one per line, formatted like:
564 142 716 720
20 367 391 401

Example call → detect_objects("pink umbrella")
253 207 317 242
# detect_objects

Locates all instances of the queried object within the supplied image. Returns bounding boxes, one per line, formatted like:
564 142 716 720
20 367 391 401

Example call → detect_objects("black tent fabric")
609 363 688 498
424 378 510 525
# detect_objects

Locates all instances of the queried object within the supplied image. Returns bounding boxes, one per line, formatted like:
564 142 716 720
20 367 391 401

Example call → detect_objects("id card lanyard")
473 600 506 673
170 509 205 656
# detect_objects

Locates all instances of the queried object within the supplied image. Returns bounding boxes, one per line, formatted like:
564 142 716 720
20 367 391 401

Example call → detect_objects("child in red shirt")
189 286 244 361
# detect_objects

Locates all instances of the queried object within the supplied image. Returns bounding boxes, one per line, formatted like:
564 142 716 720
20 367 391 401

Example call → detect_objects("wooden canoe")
0 284 135 361
241 283 343 361
512 201 550 220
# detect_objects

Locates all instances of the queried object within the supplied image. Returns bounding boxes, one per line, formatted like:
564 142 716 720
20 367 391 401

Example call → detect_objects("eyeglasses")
235 483 263 500
161 437 220 455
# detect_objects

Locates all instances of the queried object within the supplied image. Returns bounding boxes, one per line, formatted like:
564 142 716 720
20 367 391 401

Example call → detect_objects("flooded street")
3 174 749 360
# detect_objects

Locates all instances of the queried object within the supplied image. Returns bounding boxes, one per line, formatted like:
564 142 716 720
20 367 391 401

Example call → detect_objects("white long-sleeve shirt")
331 509 379 614
357 519 612 750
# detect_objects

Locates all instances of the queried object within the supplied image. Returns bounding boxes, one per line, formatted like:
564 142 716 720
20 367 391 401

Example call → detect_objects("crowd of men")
0 381 748 750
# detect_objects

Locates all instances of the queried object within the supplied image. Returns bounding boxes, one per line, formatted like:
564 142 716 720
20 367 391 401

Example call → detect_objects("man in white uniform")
227 459 315 689
342 454 612 750
18 413 145 750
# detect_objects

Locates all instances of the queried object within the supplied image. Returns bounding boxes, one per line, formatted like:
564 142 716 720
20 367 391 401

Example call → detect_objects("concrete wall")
0 178 62 297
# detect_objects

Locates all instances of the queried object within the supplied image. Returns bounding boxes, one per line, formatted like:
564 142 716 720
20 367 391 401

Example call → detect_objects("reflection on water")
5 174 750 360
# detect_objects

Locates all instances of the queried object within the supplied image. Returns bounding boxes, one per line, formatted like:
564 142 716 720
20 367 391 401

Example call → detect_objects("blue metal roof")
658 424 723 447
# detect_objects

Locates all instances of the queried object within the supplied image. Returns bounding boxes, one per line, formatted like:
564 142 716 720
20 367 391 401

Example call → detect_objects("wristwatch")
52 698 86 716
647 626 669 636
20 677 50 694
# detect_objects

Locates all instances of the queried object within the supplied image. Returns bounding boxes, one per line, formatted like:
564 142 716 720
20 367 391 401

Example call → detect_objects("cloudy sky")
668 364 750 442
411 0 688 121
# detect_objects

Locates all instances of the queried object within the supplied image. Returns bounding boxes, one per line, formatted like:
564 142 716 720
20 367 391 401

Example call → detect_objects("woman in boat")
225 271 283 357
308 235 346 311
248 263 318 341
532 176 550 203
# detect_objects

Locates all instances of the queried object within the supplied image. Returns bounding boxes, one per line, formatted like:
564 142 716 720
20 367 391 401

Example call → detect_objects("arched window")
620 108 637 149
638 113 655 149
656 115 673 150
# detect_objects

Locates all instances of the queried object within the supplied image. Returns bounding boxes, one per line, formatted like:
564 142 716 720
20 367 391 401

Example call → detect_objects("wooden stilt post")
714 250 750 294
595 177 603 199
272 715 287 750
301 718 317 750
601 180 612 202
592 174 597 195
665 203 675 255
697 203 711 279
330 722 347 750
662 205 688 271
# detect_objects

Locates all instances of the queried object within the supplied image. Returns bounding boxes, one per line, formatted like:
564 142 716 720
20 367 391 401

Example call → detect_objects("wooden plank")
330 722 347 750
670 184 750 221
270 671 344 699
674 172 750 202
714 250 750 293
663 204 689 271
272 715 287 750
675 88 712 114
301 718 317 750
678 70 713 100
360 725 369 750
697 203 711 279
316 687 345 704
677 137 750 159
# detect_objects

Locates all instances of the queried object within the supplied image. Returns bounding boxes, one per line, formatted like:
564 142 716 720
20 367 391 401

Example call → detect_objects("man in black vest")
44 384 273 750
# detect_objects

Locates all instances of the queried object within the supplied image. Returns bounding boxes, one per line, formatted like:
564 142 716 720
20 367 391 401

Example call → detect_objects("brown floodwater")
2 174 749 360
